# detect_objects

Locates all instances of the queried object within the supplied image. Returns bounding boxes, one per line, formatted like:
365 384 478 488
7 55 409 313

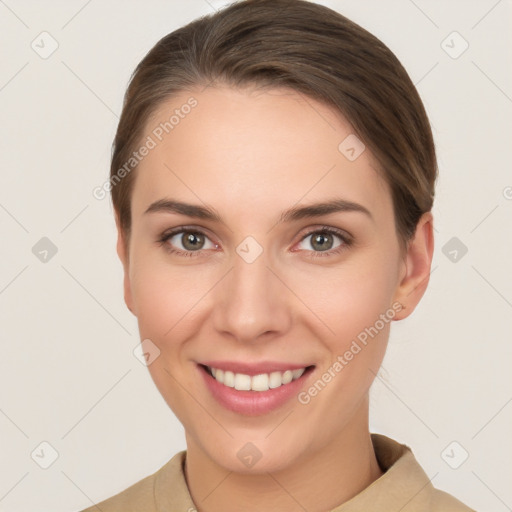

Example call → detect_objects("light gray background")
1 1 511 511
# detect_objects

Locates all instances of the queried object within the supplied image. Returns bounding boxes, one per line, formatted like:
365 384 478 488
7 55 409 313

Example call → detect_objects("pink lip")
200 360 310 376
197 363 315 416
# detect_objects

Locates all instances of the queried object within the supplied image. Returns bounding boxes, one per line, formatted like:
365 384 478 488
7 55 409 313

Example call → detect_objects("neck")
184 398 383 512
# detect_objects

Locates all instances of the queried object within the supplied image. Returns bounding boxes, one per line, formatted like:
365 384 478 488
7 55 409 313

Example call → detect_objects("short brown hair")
110 0 437 253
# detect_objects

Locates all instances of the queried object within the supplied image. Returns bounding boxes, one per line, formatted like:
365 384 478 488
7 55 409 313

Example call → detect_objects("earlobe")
115 213 136 316
392 212 434 321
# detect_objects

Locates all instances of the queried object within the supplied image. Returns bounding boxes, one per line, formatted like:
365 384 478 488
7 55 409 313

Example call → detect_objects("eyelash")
157 225 353 260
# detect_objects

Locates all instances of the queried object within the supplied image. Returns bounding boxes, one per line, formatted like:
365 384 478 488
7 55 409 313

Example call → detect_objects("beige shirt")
80 434 475 511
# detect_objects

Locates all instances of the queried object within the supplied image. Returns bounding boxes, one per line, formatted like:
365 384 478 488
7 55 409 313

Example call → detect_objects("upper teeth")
209 367 306 392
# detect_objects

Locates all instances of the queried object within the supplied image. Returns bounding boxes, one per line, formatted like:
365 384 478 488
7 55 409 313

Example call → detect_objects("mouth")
199 363 315 392
197 362 316 415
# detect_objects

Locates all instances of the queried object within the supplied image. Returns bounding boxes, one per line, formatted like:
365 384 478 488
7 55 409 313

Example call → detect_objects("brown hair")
110 0 437 253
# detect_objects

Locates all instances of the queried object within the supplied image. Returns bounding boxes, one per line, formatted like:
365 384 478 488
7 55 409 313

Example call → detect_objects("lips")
197 361 316 415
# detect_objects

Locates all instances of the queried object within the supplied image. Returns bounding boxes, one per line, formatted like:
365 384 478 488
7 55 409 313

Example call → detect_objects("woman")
82 0 475 510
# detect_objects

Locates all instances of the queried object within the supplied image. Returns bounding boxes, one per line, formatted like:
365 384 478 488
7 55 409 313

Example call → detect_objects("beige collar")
153 433 472 511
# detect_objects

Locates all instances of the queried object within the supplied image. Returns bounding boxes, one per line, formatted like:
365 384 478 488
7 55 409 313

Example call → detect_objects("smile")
206 365 306 392
197 362 316 415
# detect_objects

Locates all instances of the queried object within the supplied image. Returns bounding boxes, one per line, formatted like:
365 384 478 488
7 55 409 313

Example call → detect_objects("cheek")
295 249 400 400
296 251 399 346
129 248 210 342
294 262 397 424
128 255 209 425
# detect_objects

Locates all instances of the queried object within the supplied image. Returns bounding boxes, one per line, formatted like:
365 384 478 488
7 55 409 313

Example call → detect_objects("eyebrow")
144 197 373 224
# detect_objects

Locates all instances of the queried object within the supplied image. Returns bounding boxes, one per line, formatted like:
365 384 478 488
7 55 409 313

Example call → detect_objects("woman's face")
117 85 429 473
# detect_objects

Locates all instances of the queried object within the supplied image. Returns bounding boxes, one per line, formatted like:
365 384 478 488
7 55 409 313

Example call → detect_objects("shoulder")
77 451 187 512
78 469 157 512
368 434 476 512
429 488 477 512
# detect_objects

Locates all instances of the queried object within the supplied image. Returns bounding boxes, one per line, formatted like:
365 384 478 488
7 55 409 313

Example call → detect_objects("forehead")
131 85 392 222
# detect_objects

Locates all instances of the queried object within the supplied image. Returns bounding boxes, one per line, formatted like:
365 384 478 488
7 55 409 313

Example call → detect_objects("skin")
115 85 434 512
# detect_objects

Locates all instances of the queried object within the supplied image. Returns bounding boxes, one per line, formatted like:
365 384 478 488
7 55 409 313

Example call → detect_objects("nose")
211 248 292 344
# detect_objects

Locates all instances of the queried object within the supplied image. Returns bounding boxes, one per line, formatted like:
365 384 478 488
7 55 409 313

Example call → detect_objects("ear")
392 211 434 321
115 212 136 316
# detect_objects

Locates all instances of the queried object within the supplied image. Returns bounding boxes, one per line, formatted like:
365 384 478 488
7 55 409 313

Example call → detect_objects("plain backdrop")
1 1 511 511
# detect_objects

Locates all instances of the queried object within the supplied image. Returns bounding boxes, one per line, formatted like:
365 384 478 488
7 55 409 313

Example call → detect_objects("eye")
157 225 352 259
158 227 218 257
296 227 352 258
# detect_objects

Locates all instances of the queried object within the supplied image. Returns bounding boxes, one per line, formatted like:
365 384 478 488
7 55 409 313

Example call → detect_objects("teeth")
223 370 235 388
292 368 305 379
251 373 269 391
207 366 306 392
234 373 251 391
